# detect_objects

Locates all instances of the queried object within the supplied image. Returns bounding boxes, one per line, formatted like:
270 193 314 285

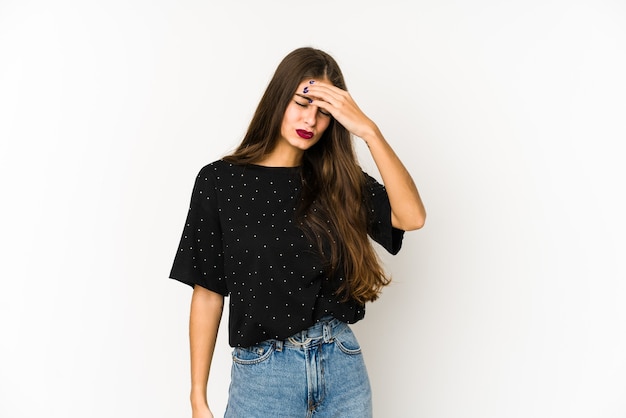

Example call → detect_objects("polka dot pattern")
170 160 404 347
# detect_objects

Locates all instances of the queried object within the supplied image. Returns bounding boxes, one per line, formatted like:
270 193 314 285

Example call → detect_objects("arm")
359 126 426 231
304 81 426 230
189 285 224 418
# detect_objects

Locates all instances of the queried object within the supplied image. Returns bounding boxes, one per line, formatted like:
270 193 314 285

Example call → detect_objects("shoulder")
190 160 235 194
361 170 384 190
360 171 390 207
198 159 232 175
195 159 244 180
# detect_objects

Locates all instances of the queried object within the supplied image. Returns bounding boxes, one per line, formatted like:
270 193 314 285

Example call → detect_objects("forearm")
189 285 224 408
361 125 426 231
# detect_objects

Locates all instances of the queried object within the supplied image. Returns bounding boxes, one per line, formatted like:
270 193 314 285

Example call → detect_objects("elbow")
404 216 426 231
414 216 427 231
393 211 426 231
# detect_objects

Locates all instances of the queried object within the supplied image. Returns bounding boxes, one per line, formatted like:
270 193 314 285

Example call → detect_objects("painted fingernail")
303 86 309 93
309 80 315 84
308 99 313 104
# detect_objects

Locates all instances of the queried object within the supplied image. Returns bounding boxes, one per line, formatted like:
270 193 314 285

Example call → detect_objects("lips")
296 129 314 139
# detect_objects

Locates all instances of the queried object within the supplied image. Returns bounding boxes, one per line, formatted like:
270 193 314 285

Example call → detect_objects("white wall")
1 1 625 417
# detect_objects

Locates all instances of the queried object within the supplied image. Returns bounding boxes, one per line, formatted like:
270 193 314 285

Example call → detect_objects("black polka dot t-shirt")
169 160 404 347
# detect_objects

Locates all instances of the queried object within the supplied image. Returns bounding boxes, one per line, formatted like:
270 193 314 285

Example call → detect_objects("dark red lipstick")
296 129 314 139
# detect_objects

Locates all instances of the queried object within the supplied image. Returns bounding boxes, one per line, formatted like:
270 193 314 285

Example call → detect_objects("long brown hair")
224 47 390 303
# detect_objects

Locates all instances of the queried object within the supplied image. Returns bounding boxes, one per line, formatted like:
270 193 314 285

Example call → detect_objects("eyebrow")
294 94 309 100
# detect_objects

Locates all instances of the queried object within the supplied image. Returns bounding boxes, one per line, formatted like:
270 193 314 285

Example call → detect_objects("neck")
256 147 303 167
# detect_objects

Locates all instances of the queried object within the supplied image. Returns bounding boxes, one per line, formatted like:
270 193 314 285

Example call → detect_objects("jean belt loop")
275 340 283 352
323 322 332 343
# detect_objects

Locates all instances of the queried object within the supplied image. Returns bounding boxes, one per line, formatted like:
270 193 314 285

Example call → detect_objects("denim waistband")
274 315 346 350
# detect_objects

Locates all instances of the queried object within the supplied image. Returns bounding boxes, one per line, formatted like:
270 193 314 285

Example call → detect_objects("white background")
1 1 625 417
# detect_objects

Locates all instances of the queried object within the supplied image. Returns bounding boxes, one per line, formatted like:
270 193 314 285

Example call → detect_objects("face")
276 79 332 158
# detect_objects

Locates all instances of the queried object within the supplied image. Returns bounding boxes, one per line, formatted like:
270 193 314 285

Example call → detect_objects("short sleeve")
364 172 404 255
169 166 228 296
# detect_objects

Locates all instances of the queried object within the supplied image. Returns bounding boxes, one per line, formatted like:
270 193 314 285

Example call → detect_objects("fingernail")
309 80 315 84
308 99 313 103
303 86 309 93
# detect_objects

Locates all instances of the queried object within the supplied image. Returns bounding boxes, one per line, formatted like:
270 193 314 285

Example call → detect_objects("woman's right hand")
192 404 214 418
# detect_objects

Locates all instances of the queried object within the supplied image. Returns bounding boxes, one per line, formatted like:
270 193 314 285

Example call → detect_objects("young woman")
170 47 425 418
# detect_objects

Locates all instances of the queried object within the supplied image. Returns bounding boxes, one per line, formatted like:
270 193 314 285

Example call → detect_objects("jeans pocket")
333 326 362 355
232 340 275 365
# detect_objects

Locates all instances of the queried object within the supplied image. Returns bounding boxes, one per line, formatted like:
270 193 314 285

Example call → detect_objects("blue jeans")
225 316 373 418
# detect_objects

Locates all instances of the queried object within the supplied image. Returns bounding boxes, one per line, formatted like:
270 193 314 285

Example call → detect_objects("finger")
306 79 347 96
302 82 347 104
304 85 345 105
302 93 337 111
311 98 333 115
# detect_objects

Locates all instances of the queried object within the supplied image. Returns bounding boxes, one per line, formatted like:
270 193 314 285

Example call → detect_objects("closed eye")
294 96 331 117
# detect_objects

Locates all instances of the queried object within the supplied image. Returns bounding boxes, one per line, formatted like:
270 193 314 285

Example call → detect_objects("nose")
303 106 318 127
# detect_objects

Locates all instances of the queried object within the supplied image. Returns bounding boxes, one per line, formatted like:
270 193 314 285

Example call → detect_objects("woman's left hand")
302 80 378 140
303 80 426 231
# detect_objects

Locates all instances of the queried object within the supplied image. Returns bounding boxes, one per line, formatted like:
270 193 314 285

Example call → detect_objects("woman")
170 46 425 418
